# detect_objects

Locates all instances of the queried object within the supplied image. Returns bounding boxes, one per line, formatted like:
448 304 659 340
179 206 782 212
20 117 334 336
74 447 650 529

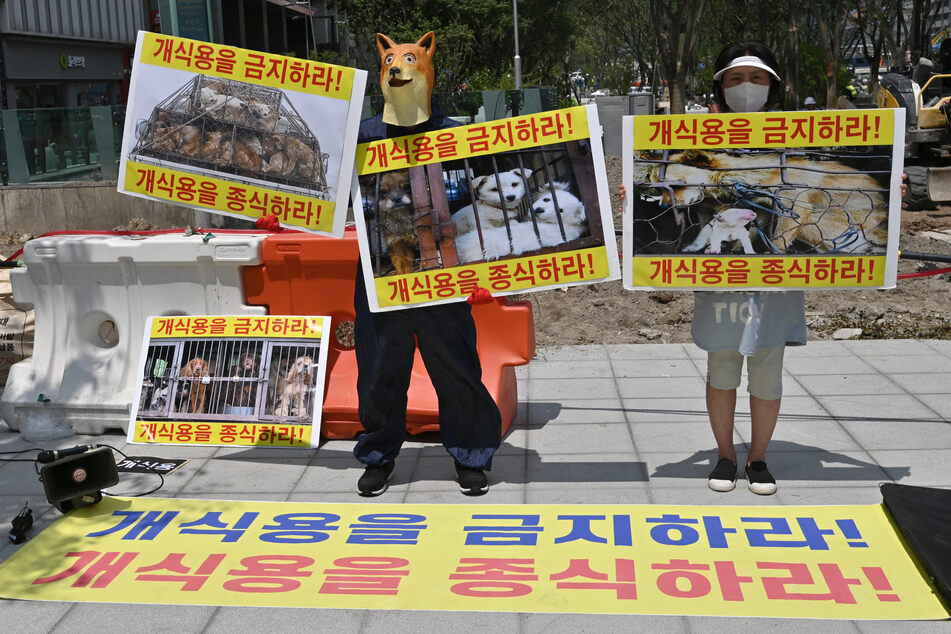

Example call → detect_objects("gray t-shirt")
691 290 807 356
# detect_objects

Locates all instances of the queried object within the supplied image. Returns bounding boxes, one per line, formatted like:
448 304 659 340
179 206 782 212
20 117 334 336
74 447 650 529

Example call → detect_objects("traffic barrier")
1 232 267 436
243 228 535 438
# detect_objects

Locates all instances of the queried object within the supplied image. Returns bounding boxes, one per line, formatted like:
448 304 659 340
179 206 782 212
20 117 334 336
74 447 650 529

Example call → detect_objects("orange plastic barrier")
243 228 535 438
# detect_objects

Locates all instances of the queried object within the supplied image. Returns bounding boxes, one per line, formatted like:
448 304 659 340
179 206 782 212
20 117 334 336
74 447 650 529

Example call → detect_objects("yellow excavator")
877 70 951 209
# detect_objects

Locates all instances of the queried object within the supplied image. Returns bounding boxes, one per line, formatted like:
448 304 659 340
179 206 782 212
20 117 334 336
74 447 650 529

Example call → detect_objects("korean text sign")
622 110 905 290
118 31 367 236
352 105 620 312
127 315 331 448
0 497 946 620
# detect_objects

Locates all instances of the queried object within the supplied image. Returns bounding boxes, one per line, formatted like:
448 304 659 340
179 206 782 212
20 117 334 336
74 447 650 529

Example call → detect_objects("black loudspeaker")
40 447 119 513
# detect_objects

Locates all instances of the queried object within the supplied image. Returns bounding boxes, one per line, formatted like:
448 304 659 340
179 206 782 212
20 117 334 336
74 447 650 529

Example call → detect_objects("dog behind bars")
274 355 314 417
366 170 418 275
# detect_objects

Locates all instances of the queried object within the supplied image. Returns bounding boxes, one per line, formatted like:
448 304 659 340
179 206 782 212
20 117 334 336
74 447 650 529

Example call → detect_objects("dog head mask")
377 31 436 127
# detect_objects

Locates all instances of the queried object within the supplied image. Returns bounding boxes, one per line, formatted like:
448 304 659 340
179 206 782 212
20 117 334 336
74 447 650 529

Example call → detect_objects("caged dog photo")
137 339 321 424
631 148 892 256
360 142 604 277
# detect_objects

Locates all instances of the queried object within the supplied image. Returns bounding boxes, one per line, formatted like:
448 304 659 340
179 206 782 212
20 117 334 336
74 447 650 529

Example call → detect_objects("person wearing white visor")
697 42 804 497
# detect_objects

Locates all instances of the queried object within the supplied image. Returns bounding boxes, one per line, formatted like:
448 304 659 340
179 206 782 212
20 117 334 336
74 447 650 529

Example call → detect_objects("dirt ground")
524 155 951 346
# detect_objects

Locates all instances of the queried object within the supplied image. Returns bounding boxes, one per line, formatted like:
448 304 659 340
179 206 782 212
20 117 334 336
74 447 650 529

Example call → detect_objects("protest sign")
353 104 620 311
622 109 904 290
128 315 330 448
119 31 366 236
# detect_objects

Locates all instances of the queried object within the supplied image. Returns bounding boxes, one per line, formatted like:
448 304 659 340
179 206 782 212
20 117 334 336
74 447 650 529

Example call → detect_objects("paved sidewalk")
1 340 949 632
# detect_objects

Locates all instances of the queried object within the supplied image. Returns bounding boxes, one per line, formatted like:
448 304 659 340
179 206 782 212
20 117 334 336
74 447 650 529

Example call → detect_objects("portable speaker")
40 447 119 513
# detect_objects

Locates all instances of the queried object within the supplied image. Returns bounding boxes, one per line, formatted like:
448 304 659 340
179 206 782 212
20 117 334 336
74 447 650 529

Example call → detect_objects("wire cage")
138 338 322 425
358 140 605 277
631 148 891 256
130 74 330 194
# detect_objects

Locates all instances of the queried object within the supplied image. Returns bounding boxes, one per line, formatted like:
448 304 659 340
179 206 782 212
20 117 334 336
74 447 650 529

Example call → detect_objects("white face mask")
723 81 770 113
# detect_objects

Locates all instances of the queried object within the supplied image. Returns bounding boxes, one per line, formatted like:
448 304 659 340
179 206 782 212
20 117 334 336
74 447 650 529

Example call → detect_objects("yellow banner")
633 110 893 149
0 498 946 619
139 32 354 99
124 161 333 232
357 107 589 175
375 247 611 308
150 316 324 339
632 255 886 288
132 420 312 447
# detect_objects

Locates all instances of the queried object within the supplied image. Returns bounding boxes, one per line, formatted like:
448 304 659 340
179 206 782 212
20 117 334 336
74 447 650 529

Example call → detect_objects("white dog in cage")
451 168 533 236
529 182 589 246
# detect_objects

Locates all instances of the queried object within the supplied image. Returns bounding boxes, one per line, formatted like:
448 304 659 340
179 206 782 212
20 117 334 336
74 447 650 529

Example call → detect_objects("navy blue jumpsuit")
352 109 502 470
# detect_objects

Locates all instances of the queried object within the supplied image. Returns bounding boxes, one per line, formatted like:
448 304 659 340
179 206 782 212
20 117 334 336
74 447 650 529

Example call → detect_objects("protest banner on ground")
622 109 904 290
0 497 946 620
128 315 330 448
118 31 366 236
353 104 620 311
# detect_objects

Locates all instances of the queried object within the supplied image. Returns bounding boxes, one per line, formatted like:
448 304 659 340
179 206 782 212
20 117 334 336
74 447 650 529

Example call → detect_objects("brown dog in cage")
274 355 314 417
634 149 889 254
369 170 418 275
179 357 210 413
227 353 260 409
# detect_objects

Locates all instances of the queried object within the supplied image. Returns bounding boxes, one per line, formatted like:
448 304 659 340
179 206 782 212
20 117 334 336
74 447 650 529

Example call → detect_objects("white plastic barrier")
1 232 266 437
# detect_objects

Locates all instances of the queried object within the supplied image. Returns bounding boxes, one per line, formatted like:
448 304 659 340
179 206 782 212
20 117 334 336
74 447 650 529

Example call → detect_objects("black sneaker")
707 458 737 492
455 461 488 496
745 461 777 495
357 462 395 497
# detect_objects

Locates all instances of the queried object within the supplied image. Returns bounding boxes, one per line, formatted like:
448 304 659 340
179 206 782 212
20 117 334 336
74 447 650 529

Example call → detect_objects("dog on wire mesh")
451 168 533 236
633 149 889 254
274 355 314 418
365 170 418 275
178 357 210 414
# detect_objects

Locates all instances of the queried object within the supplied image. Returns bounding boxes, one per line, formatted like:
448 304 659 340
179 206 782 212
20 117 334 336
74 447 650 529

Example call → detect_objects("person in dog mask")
696 42 805 497
352 31 502 498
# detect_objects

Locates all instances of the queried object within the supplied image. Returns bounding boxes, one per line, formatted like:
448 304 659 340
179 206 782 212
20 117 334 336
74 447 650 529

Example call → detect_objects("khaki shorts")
706 346 785 400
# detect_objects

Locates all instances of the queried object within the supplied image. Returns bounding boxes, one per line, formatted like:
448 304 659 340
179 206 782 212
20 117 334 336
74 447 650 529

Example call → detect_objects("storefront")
2 37 129 109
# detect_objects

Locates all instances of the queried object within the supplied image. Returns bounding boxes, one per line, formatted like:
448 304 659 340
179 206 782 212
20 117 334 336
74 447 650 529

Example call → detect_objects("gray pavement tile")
523 452 648 487
175 455 309 494
839 418 951 451
631 422 720 453
783 355 877 375
520 612 689 631
525 421 635 455
855 619 951 632
403 454 523 494
526 358 613 379
610 358 703 378
175 492 290 501
815 393 943 423
860 354 951 374
534 345 607 361
796 373 905 396
297 459 365 493
772 395 832 417
868 449 951 487
403 489 526 504
528 377 620 401
922 339 951 354
916 393 951 418
749 450 891 487
363 609 522 631
0 599 73 634
205 607 366 632
606 343 692 360
684 616 860 631
524 485 651 505
647 485 782 506
49 603 217 633
525 399 628 427
775 486 889 506
736 419 862 452
889 372 951 395
641 451 721 488
285 491 396 504
616 376 707 400
785 341 855 357
621 397 709 424
836 339 938 355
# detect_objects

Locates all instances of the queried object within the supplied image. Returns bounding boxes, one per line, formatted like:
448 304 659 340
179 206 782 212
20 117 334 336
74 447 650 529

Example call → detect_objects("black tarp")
880 483 951 606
